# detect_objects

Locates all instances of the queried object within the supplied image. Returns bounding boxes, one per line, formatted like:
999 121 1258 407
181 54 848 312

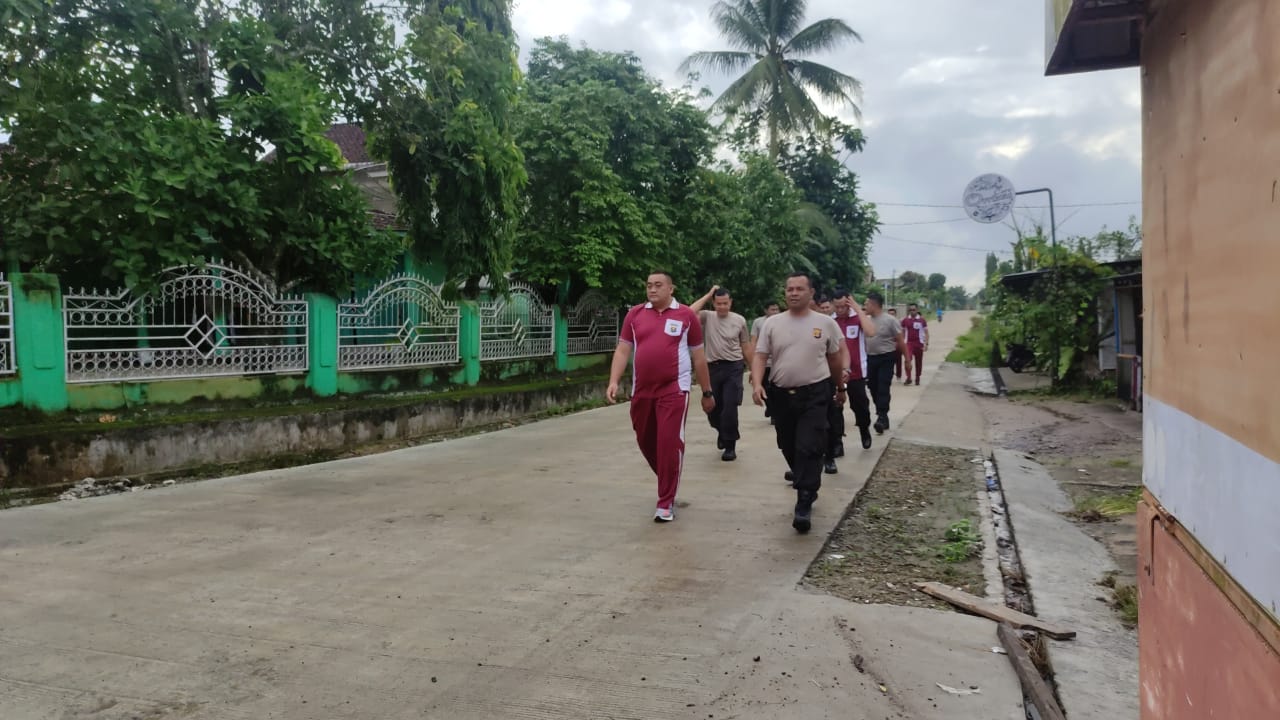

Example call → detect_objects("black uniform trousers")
826 379 844 460
866 351 897 421
707 360 744 449
827 377 872 457
767 379 831 494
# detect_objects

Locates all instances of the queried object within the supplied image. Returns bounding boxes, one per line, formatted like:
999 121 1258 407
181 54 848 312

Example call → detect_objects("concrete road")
1 311 1025 719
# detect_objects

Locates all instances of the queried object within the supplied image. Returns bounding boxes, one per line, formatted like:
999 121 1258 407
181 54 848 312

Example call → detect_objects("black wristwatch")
702 390 714 398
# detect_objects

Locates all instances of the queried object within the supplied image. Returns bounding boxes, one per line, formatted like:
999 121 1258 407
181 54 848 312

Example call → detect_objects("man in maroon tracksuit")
903 303 929 385
607 272 714 523
831 289 877 450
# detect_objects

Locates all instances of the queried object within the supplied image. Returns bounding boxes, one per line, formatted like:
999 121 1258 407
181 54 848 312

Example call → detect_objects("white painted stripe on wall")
1145 395 1280 618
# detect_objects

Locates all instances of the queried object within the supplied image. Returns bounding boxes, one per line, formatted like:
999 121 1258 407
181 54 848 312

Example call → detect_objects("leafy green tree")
677 155 811 313
0 0 401 293
775 122 878 294
898 271 925 293
368 0 526 297
985 252 1000 283
946 285 969 309
513 39 714 304
927 273 947 291
1088 217 1142 261
681 0 863 157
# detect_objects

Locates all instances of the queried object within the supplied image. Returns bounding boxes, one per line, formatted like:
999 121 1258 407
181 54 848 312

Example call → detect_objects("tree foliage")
513 39 713 303
2 4 878 311
682 0 863 157
985 224 1134 386
675 155 812 313
0 0 402 293
368 0 526 298
775 122 878 296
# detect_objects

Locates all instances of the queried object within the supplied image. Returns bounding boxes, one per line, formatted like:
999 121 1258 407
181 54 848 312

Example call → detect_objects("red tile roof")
369 210 405 232
324 123 372 164
261 123 374 164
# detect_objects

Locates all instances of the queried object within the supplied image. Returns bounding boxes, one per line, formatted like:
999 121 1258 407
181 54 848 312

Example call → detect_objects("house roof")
1045 0 1145 76
999 258 1142 293
369 210 405 232
261 123 374 165
324 123 372 164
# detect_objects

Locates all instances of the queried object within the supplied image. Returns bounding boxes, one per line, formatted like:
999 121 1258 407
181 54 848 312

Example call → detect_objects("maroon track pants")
629 392 690 510
909 344 924 382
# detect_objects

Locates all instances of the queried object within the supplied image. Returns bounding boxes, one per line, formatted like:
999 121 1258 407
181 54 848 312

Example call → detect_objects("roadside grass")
1100 571 1139 627
945 315 992 366
1072 487 1142 520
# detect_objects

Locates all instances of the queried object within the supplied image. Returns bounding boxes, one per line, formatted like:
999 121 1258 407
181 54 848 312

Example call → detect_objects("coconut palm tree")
681 0 863 157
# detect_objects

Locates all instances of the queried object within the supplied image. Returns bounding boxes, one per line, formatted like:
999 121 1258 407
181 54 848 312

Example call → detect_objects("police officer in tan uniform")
751 272 846 534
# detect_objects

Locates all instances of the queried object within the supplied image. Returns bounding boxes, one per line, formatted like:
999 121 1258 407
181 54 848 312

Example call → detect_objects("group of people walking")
606 271 933 533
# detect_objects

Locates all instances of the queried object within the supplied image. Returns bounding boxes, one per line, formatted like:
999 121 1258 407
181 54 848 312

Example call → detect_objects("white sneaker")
654 506 674 522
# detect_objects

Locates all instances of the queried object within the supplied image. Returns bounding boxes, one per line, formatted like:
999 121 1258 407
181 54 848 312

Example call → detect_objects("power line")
869 200 1140 209
876 234 1013 255
878 217 971 226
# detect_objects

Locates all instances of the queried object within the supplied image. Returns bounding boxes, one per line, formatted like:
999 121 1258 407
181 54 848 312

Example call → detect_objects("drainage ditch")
984 454 1064 719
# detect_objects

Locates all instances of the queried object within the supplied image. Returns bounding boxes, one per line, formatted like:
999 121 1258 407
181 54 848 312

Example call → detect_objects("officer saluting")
750 272 846 534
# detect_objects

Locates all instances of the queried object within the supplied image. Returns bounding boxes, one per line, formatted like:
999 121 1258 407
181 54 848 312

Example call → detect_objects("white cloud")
982 135 1034 161
898 56 1001 86
514 0 632 39
1003 106 1056 119
1073 127 1141 166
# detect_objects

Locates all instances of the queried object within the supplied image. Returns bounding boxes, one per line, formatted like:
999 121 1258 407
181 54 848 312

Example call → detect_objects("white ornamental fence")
62 262 308 383
0 274 13 375
479 281 554 360
566 290 620 355
338 274 460 371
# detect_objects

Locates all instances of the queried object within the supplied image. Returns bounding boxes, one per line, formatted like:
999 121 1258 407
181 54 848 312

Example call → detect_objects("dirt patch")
804 441 986 609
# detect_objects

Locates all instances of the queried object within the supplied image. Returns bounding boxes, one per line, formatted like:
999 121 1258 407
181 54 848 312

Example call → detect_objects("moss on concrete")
0 369 610 440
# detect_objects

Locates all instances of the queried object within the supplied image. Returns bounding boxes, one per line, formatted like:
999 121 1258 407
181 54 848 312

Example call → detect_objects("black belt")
709 359 744 365
768 379 829 395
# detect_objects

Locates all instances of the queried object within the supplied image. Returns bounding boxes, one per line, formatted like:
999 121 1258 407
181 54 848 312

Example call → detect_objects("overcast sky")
510 0 1142 292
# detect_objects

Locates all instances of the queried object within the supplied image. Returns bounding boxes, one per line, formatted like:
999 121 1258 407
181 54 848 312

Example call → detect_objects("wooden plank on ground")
998 623 1067 720
913 581 1077 639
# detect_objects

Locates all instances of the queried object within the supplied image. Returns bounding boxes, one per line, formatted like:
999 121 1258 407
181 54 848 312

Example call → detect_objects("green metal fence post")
459 301 482 385
554 305 570 372
305 293 339 397
12 273 70 412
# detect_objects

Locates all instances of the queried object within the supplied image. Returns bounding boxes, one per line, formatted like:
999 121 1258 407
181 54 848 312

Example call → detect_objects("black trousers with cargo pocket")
707 360 744 449
866 352 897 421
766 379 831 494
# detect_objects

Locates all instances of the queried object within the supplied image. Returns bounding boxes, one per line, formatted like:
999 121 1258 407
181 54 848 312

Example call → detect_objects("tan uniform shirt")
751 315 773 367
755 311 842 387
699 311 750 363
865 313 903 355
